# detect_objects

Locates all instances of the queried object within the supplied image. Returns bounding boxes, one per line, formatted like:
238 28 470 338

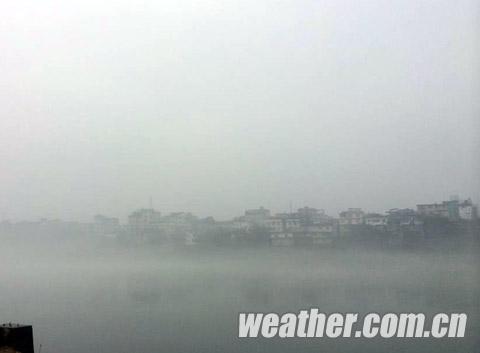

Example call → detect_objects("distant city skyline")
1 194 477 223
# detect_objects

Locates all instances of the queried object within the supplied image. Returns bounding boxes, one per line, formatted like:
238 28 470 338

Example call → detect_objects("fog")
1 0 479 221
0 237 478 353
1 1 479 352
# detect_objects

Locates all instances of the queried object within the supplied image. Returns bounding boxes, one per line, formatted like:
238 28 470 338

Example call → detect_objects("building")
458 199 477 221
268 208 335 246
157 212 198 243
127 208 163 238
416 203 449 218
296 207 327 225
416 201 460 220
364 213 388 228
231 216 250 231
244 207 271 224
339 208 364 225
93 214 119 236
162 212 196 225
386 208 422 228
263 217 284 233
318 223 334 233
417 199 477 221
159 212 196 232
275 213 302 232
128 208 162 228
285 218 301 231
269 232 294 246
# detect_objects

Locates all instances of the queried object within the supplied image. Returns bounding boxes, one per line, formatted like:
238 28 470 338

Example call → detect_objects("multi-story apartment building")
339 208 364 225
364 213 388 228
128 208 162 236
244 207 271 224
458 199 478 220
93 214 120 236
417 202 450 218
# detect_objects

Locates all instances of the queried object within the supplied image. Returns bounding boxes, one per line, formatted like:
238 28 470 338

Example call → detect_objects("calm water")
1 238 479 353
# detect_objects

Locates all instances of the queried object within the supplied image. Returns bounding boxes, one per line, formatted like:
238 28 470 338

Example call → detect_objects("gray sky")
1 0 479 222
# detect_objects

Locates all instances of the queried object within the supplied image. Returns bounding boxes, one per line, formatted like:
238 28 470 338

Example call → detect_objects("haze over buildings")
1 0 479 222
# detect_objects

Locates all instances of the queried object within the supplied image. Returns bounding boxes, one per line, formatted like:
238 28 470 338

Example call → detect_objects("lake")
1 238 479 353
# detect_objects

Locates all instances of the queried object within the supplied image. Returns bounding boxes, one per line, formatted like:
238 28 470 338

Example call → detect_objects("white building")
296 207 327 224
364 213 388 227
93 214 119 236
458 200 477 221
263 217 284 233
416 202 449 218
284 218 301 231
318 223 334 233
244 207 271 224
128 208 162 229
339 208 364 225
270 232 294 246
230 217 250 231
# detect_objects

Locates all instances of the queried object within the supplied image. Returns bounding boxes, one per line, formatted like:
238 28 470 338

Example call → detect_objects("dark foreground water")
1 238 479 353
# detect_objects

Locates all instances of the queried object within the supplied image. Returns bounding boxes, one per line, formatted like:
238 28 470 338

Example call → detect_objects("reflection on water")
0 242 478 353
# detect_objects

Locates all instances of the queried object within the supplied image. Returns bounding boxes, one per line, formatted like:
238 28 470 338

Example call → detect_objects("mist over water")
1 0 479 352
1 236 478 353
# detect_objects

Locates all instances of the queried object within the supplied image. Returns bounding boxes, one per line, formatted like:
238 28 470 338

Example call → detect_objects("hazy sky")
1 0 479 222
